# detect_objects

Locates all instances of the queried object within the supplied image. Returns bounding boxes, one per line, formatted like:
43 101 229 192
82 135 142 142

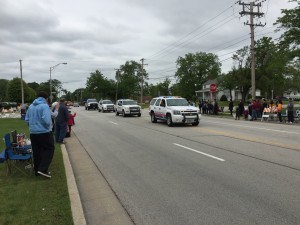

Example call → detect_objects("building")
195 79 261 101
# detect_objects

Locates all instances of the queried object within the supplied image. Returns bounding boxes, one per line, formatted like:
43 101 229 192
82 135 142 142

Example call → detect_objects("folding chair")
0 149 5 163
4 133 33 176
5 132 32 155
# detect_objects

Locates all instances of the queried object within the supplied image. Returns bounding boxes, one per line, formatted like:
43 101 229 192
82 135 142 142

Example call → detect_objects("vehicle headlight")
173 110 181 115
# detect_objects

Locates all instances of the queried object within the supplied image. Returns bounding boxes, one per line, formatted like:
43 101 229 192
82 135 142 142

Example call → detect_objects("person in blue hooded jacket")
25 91 54 178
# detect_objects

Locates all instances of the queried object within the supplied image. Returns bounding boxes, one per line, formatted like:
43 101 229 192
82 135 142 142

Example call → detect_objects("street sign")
210 84 216 93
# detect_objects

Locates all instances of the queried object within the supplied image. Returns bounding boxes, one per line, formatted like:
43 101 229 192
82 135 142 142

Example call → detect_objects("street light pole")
49 62 67 103
19 59 24 105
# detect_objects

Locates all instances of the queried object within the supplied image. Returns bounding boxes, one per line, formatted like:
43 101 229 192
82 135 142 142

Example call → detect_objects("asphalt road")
71 107 300 225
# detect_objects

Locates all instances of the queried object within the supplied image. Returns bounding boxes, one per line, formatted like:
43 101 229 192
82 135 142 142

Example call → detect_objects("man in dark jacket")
55 98 69 144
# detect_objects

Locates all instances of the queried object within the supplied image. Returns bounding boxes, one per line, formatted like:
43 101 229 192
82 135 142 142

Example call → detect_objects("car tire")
166 114 173 127
138 113 141 117
98 108 101 112
116 111 119 116
102 108 105 113
151 112 157 123
122 110 126 117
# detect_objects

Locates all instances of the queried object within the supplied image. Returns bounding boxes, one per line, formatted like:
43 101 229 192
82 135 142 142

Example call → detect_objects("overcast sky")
0 0 297 92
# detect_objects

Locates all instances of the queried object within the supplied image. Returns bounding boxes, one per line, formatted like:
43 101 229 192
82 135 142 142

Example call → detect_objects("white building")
195 79 261 101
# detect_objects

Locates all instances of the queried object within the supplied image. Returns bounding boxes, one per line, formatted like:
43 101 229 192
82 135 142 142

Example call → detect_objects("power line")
149 13 239 60
146 3 237 60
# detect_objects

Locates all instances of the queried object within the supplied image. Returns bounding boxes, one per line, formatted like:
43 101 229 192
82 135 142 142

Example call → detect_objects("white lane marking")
205 120 300 135
173 143 225 162
109 121 118 125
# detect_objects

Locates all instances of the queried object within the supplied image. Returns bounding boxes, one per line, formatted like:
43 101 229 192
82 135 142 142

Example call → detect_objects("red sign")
210 84 216 92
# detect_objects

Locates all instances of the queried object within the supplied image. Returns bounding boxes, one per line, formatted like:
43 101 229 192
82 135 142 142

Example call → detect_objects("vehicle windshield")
123 100 137 105
87 99 97 102
166 98 189 106
103 100 113 104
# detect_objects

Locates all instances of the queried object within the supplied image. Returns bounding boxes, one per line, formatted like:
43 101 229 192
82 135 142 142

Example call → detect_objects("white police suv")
149 96 200 126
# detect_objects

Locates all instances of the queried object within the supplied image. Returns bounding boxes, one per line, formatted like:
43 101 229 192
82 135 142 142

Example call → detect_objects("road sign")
210 84 216 93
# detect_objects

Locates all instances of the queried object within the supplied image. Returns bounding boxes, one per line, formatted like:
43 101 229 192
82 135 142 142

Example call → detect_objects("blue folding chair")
0 149 5 163
4 133 33 176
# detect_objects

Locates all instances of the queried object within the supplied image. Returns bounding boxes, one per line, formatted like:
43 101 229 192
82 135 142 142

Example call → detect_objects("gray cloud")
0 0 296 92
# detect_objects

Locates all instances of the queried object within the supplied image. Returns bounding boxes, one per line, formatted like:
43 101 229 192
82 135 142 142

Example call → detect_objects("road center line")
109 121 118 125
173 143 225 162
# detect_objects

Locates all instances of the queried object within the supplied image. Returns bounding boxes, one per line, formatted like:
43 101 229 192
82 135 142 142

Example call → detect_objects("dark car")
85 99 98 110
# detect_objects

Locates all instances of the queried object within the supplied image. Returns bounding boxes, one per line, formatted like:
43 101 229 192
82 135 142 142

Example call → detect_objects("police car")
149 96 200 126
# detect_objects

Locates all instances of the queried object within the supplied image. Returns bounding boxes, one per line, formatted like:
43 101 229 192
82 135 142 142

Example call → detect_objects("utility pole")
114 68 121 103
140 58 148 104
19 60 24 105
239 1 264 99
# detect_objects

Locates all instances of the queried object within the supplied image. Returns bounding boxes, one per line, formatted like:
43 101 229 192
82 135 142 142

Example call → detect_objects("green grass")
0 119 73 225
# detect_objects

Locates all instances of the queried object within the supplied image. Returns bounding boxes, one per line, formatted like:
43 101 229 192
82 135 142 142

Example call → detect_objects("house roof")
202 79 217 86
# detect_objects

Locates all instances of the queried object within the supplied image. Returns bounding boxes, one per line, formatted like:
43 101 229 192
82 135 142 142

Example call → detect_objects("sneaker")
37 171 52 179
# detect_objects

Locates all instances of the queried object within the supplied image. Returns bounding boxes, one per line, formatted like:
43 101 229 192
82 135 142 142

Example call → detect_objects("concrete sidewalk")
63 133 134 225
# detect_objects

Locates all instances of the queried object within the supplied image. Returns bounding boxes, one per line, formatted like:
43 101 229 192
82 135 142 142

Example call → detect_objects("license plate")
186 119 194 123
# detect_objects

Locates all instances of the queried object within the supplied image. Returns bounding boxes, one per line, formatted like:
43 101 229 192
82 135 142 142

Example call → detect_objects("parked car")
73 102 80 107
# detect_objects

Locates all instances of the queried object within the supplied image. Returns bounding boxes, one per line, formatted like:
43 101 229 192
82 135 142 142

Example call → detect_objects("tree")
217 72 236 100
37 79 62 102
86 70 116 100
148 78 172 97
118 61 142 99
275 0 300 58
175 52 221 101
72 88 84 103
27 87 37 103
232 46 252 101
275 0 300 91
7 77 30 103
254 37 287 98
27 82 40 93
0 79 9 101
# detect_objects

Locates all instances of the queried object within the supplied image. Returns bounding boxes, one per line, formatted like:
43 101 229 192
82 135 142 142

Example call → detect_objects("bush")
220 95 227 101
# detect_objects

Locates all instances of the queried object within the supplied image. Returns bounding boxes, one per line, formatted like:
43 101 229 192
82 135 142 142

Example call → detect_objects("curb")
61 144 87 225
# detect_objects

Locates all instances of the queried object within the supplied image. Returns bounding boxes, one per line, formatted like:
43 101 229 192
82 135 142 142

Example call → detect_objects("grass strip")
0 118 73 225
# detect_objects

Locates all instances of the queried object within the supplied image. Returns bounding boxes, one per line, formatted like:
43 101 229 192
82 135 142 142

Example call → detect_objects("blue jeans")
55 122 67 143
252 110 257 120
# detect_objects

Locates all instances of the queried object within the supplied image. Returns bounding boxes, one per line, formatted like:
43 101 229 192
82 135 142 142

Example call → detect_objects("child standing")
66 111 76 137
